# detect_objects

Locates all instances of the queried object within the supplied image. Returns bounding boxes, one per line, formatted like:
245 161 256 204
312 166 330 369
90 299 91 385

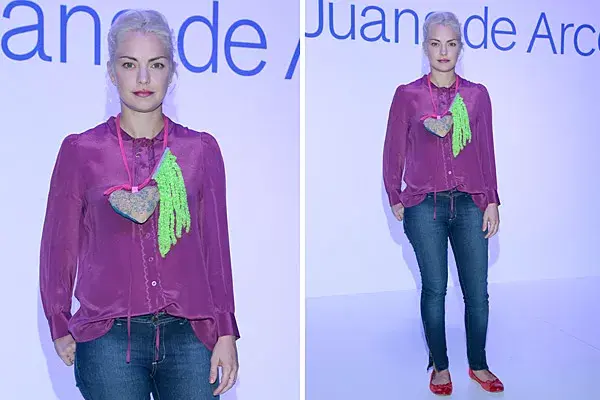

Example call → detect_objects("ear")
169 61 177 85
107 62 117 86
423 45 429 57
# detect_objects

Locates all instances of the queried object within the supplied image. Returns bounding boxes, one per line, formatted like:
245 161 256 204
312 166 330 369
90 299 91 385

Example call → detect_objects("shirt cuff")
216 311 240 339
387 189 402 207
486 189 500 206
49 312 72 341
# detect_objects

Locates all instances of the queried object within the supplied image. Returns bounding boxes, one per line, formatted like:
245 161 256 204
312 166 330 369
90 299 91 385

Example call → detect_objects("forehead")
427 24 458 40
116 31 167 57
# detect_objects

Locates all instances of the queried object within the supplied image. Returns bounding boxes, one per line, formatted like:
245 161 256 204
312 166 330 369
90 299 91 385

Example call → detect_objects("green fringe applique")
449 93 472 157
153 148 191 257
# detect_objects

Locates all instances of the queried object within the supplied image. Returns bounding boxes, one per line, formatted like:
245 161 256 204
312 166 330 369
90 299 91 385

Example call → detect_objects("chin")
122 102 163 114
433 63 457 73
121 97 165 114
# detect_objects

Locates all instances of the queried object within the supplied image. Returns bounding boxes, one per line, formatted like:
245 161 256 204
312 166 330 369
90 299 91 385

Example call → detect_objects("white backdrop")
306 0 600 297
0 1 299 399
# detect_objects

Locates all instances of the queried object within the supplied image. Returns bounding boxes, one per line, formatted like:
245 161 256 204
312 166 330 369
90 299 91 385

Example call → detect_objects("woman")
383 11 504 396
40 10 239 399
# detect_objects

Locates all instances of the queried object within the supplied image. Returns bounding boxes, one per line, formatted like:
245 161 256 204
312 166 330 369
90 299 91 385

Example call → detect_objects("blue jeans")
74 313 219 399
403 190 490 371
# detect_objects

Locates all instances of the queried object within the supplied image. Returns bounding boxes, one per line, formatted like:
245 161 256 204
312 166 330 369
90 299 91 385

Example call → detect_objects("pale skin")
53 31 239 396
391 23 500 385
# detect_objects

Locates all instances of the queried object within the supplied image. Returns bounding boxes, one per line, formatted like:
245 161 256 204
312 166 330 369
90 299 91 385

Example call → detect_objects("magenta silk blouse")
40 116 239 354
383 75 500 211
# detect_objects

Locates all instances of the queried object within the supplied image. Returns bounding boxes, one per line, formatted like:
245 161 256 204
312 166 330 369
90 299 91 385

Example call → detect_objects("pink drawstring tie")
421 74 460 121
420 112 450 122
155 323 160 362
104 114 169 196
126 315 132 363
110 113 169 364
125 313 162 363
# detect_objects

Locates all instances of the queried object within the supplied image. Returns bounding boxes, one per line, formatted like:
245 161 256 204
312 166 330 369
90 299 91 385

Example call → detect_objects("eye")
430 42 439 47
449 42 458 47
122 62 135 69
151 62 166 69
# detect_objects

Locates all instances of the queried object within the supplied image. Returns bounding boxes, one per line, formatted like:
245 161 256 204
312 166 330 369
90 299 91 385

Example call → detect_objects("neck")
429 69 457 88
119 107 164 139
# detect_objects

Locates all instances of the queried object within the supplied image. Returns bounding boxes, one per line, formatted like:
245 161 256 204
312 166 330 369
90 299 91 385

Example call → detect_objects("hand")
482 203 499 239
54 334 76 366
392 203 405 221
210 335 239 396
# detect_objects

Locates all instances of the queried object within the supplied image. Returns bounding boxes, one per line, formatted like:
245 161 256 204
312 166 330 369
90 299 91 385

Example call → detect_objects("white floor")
306 277 600 400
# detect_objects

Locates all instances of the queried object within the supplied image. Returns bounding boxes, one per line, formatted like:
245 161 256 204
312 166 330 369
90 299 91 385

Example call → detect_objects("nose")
138 67 150 84
440 45 448 56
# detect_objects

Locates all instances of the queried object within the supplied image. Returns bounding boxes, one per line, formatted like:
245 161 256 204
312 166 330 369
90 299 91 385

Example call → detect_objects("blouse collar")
422 74 461 90
106 115 175 142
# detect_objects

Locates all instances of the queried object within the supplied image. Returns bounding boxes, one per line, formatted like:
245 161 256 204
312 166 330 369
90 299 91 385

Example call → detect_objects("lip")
133 90 154 97
438 59 450 63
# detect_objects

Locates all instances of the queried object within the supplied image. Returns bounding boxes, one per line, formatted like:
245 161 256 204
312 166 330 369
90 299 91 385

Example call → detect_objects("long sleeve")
383 85 410 206
476 84 500 206
40 135 83 341
200 133 240 339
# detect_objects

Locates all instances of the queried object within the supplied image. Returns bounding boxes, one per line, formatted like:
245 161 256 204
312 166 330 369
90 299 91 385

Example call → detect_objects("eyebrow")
430 39 458 43
118 56 167 62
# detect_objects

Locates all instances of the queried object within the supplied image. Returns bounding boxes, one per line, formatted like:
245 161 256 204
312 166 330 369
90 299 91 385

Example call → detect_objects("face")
109 31 172 114
425 23 461 73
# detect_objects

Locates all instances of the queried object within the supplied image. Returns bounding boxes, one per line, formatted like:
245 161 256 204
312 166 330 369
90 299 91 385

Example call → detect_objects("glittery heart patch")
423 115 453 138
108 186 159 224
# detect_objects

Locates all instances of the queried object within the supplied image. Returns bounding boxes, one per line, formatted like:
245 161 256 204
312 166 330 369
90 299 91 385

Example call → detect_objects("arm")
477 84 500 206
39 135 83 341
383 85 410 207
200 133 239 339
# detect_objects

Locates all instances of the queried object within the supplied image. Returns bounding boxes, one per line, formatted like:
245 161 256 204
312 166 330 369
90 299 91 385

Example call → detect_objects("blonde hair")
107 9 176 77
423 12 463 52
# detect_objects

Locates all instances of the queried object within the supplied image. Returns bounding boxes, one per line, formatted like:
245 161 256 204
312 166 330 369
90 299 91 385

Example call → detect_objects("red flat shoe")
429 370 453 396
469 369 504 393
